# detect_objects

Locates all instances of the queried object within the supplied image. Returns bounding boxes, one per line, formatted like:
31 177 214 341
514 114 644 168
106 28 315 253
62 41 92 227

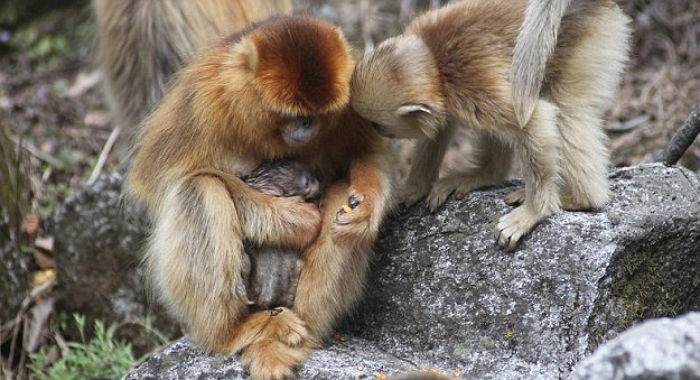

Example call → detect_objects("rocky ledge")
51 164 700 379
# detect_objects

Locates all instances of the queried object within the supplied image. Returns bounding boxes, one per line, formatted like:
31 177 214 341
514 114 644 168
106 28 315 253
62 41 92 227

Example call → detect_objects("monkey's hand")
273 196 322 249
398 179 431 207
494 205 541 251
332 191 375 244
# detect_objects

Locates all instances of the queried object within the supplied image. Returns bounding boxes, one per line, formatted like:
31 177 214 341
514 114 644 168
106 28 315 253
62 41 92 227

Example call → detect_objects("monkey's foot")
398 182 430 207
504 188 525 206
494 206 542 251
239 308 311 379
333 192 373 243
241 339 308 380
426 176 487 212
426 179 456 212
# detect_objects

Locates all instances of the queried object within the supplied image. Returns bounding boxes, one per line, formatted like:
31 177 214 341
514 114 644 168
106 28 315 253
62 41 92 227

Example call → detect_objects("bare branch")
659 105 700 166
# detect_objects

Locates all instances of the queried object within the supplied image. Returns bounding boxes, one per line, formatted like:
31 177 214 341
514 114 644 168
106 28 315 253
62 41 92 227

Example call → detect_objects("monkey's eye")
370 121 383 131
296 117 315 129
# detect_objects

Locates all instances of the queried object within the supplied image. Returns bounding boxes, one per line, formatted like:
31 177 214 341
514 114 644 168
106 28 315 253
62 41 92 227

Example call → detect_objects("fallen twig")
658 105 700 166
87 125 121 186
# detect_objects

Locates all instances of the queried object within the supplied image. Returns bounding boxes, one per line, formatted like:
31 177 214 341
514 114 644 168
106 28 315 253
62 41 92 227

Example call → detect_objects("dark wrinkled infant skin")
240 160 321 309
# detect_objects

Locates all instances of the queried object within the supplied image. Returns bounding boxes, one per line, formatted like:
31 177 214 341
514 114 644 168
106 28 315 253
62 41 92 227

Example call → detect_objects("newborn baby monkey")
239 160 321 309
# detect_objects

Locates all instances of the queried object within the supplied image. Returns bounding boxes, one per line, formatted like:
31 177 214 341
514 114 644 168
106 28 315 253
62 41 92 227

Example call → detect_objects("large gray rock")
571 312 700 380
52 173 179 350
347 164 700 379
124 336 417 380
55 164 699 379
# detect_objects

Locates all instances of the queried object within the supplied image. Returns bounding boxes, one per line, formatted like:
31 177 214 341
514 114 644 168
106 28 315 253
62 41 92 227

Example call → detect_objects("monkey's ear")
396 102 441 139
230 37 259 75
396 103 433 116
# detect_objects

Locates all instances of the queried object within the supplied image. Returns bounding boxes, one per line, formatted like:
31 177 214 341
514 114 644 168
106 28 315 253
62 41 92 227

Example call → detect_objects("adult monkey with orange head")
125 16 394 379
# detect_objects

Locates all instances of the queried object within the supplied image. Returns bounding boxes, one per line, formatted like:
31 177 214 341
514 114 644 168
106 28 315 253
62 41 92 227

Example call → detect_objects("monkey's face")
351 35 445 141
279 116 320 146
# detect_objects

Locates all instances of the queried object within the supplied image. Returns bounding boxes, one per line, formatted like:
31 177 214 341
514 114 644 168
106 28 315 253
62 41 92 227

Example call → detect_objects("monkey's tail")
145 174 248 352
512 0 571 127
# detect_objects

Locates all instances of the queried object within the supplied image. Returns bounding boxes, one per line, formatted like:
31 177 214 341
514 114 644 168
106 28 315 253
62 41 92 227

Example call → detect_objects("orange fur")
125 16 395 379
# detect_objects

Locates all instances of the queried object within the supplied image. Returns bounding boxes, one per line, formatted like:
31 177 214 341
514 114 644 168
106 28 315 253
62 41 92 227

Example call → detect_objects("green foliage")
28 315 136 380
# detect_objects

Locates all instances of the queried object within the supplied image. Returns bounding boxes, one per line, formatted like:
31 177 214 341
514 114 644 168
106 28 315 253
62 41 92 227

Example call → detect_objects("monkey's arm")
400 120 457 207
512 0 571 127
191 169 321 250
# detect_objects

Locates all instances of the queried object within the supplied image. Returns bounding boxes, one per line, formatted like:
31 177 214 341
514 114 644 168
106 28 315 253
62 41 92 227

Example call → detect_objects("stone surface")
124 336 417 380
55 164 700 379
350 164 700 379
571 312 700 380
52 173 179 349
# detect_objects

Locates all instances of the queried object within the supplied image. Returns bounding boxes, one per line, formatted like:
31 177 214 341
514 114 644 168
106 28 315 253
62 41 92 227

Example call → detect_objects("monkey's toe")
426 179 458 212
398 184 430 207
504 188 525 206
241 339 307 380
494 206 540 251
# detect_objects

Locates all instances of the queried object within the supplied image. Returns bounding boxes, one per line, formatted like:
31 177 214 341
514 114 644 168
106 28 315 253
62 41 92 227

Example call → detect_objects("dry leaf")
84 111 111 127
356 364 365 371
332 331 348 342
33 250 55 269
31 269 56 287
373 371 388 380
25 297 55 352
22 213 40 237
34 236 54 253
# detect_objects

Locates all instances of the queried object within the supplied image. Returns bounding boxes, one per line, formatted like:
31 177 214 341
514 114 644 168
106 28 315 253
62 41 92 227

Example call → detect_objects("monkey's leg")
146 175 249 352
495 100 561 250
239 182 368 379
400 121 456 207
426 132 513 211
298 181 373 338
549 5 630 211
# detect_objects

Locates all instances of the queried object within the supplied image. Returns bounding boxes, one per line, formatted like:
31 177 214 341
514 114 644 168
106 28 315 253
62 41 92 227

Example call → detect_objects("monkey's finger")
335 209 350 224
348 194 362 208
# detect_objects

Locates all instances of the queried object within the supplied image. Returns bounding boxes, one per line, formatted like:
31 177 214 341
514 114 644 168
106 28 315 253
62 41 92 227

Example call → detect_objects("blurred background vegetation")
0 0 698 378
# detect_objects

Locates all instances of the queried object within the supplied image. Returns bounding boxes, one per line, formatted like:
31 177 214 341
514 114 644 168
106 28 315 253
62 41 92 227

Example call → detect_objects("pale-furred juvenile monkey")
512 0 573 127
92 0 292 136
125 16 394 379
351 0 630 250
240 160 322 310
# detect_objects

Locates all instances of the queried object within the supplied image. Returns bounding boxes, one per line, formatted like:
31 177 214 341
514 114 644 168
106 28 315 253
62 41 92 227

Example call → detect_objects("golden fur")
125 16 394 379
352 0 630 250
92 0 292 138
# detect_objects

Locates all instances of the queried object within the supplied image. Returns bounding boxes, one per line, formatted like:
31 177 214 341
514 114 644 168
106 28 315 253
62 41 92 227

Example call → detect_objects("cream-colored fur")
512 0 572 127
351 0 631 250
